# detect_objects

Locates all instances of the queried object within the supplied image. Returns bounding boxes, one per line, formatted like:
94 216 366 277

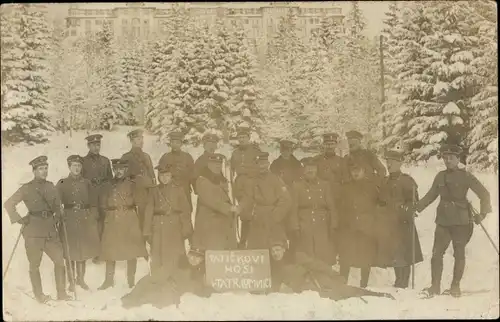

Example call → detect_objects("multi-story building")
66 2 344 47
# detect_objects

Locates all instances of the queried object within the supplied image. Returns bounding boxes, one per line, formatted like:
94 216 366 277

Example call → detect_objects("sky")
45 1 390 38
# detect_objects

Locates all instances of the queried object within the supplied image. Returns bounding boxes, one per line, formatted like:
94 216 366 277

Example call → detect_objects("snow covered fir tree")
1 4 55 145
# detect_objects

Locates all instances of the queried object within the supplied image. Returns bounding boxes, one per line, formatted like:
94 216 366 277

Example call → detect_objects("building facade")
66 2 344 51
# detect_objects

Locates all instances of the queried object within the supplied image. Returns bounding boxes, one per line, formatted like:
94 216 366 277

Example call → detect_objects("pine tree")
467 0 498 170
1 4 55 145
345 1 368 58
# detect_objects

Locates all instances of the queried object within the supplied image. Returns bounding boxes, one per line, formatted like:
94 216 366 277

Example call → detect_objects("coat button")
308 196 311 200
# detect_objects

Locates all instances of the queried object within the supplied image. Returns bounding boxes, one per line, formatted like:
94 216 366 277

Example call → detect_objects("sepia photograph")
1 1 498 320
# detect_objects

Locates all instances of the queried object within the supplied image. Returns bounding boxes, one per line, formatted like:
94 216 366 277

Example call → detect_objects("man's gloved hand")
474 213 487 225
18 216 30 226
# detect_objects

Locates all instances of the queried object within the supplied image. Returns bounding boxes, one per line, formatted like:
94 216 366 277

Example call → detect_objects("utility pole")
379 34 386 138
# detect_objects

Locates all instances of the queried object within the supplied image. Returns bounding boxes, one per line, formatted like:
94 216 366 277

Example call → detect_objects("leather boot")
393 267 401 288
29 269 51 303
360 267 370 288
339 263 350 284
76 261 90 290
66 260 76 292
55 265 72 301
443 258 465 297
127 259 137 288
430 256 443 293
98 261 115 290
400 266 411 289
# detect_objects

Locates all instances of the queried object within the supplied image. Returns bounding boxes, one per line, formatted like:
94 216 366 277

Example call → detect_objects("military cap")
29 155 48 169
384 149 404 161
323 132 339 143
155 163 173 173
202 133 219 143
168 131 184 141
439 144 462 156
67 155 83 165
127 129 144 139
271 239 287 248
208 153 225 163
301 157 317 167
111 158 129 168
256 151 270 161
280 139 296 149
85 134 103 144
346 130 363 140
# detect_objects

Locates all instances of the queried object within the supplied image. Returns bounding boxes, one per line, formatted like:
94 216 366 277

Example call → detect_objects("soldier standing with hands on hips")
4 156 71 303
416 144 492 298
81 134 113 264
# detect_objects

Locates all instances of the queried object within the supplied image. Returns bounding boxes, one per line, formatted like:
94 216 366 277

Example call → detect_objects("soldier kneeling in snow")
269 240 394 300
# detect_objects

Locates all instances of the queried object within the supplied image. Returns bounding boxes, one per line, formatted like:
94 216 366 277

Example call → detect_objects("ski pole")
60 217 78 300
470 206 499 254
411 185 416 290
3 225 24 280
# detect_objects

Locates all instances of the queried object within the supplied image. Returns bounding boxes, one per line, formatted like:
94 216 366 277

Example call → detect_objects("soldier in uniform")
416 144 492 298
158 131 195 212
193 133 220 190
238 152 291 250
121 129 156 231
143 163 193 278
270 241 394 300
97 159 148 290
230 127 261 249
312 133 345 262
289 157 338 264
56 155 101 291
337 161 381 288
270 139 303 188
343 130 387 181
376 149 423 288
192 154 240 252
4 156 71 303
81 134 113 264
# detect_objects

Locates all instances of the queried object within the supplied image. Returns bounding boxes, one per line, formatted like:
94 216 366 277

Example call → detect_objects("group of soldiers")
4 126 492 307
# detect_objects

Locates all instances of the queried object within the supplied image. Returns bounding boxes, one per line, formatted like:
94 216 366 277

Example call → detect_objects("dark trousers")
394 266 411 288
25 236 66 296
339 263 371 288
430 224 473 290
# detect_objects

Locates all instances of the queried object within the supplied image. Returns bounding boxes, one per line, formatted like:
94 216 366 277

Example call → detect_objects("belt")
64 204 90 210
105 205 136 211
28 210 53 218
91 178 108 185
153 210 178 216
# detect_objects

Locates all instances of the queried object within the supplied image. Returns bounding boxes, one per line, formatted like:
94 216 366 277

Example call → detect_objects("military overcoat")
289 178 337 264
56 175 101 261
98 178 148 261
192 169 237 251
143 182 193 277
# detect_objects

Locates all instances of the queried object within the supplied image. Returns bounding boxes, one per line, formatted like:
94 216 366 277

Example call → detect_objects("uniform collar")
87 152 100 158
388 171 402 179
323 152 337 158
33 177 46 183
131 147 143 154
69 173 83 180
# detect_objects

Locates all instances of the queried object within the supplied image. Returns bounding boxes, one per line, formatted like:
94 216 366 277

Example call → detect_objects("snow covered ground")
2 126 499 320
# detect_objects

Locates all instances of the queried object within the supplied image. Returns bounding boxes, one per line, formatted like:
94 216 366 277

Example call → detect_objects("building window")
96 20 102 25
244 19 249 24
144 19 148 25
85 10 92 16
71 29 77 36
123 19 128 25
86 20 91 29
132 18 140 25
309 18 314 24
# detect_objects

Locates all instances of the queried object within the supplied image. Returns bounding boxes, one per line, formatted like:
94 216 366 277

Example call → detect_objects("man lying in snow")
121 249 211 309
269 241 395 301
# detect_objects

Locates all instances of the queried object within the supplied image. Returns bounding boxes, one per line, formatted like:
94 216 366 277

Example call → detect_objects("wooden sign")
205 249 272 292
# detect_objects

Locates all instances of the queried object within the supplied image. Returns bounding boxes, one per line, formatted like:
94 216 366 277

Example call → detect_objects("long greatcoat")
98 177 148 261
290 178 337 264
376 171 423 268
56 175 101 261
239 171 291 249
158 150 195 211
337 177 380 268
192 169 237 251
143 182 193 277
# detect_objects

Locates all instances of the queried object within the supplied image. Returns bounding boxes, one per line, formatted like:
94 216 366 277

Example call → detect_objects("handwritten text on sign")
205 249 272 291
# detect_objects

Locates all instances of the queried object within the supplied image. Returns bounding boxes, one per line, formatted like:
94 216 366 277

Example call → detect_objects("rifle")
58 208 78 300
223 156 240 242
